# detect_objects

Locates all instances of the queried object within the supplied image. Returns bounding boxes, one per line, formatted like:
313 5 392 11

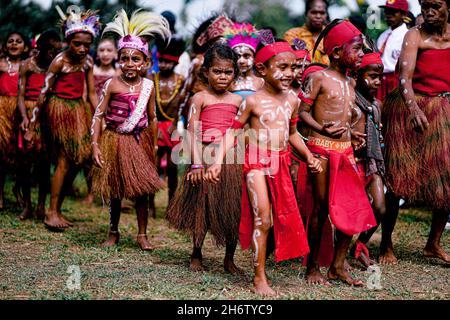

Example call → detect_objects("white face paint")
273 70 283 80
234 45 254 74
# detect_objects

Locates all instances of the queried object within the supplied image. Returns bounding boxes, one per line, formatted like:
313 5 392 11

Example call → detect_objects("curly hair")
198 43 239 84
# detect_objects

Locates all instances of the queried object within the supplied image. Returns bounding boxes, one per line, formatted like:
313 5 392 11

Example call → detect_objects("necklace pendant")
130 85 135 92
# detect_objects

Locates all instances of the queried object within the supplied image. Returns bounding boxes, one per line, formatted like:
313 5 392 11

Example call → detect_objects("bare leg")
247 170 276 296
81 165 94 205
34 159 50 220
167 149 178 203
44 155 73 228
224 238 243 275
190 228 207 272
379 191 399 264
136 195 154 251
101 198 121 247
17 157 33 220
328 230 363 286
423 208 450 262
306 158 331 285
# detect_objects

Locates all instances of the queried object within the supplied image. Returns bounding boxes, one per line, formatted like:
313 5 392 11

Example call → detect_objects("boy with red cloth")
206 33 322 296
299 20 377 286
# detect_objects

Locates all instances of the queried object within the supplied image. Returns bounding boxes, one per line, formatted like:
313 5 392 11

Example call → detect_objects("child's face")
97 40 116 67
263 52 296 91
205 58 235 93
358 65 383 96
68 33 93 60
119 49 148 79
294 59 310 84
233 45 255 74
6 33 26 58
158 58 176 74
340 36 364 70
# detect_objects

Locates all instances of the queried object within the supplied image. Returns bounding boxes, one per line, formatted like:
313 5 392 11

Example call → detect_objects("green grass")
0 176 448 300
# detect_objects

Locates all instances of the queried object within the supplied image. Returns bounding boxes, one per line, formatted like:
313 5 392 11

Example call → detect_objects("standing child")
91 9 169 250
167 43 243 274
224 22 264 99
17 30 62 220
0 31 29 209
350 52 387 268
298 20 377 285
27 6 100 228
206 34 322 296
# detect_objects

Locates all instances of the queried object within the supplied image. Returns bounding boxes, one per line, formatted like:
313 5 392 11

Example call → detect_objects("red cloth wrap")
323 20 362 56
231 119 245 129
0 72 19 96
199 103 238 143
240 144 310 262
255 42 294 64
412 49 450 96
307 144 376 235
290 116 299 126
52 72 84 99
294 50 311 62
105 92 147 131
360 52 383 69
157 53 180 63
301 65 326 84
25 73 45 101
298 91 314 105
376 72 398 101
157 120 178 148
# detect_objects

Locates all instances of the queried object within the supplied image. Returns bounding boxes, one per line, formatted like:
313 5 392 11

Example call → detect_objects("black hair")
3 31 30 59
312 18 343 60
198 43 239 84
191 14 219 55
156 37 186 60
349 15 367 34
36 29 61 51
305 0 329 15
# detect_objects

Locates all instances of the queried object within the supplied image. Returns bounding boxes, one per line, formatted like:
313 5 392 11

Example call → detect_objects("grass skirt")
140 126 156 165
166 144 242 247
382 89 449 210
92 129 163 199
46 96 91 165
0 96 17 162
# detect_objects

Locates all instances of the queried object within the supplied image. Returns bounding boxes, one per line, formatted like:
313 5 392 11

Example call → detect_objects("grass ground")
0 175 448 300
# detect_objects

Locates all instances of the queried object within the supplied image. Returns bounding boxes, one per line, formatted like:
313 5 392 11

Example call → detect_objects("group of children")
0 1 448 297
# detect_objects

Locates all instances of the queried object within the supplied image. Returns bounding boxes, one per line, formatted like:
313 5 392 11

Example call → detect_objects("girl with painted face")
91 9 170 251
167 43 244 275
0 31 29 209
224 23 264 98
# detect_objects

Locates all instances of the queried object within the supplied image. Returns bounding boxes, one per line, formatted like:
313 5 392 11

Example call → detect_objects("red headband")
294 49 311 62
301 65 326 84
360 52 383 69
255 42 294 64
157 53 180 63
323 20 362 56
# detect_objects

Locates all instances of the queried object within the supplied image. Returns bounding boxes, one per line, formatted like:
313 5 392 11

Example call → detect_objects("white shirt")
376 23 408 73
174 51 191 79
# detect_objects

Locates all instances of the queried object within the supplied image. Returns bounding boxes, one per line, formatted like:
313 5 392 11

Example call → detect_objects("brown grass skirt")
92 129 163 199
46 96 91 166
140 126 156 164
0 96 17 161
22 100 46 154
382 89 449 211
166 145 243 247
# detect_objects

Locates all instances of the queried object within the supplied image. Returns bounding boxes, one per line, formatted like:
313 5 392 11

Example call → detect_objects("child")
290 39 312 96
224 23 264 99
0 31 29 209
350 52 387 268
91 9 169 250
298 20 377 285
16 30 62 220
94 38 118 99
27 6 100 228
167 43 243 274
206 34 322 296
149 37 186 212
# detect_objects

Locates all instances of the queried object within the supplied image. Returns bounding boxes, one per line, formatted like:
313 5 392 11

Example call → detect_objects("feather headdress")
56 5 101 39
224 22 259 52
103 9 171 56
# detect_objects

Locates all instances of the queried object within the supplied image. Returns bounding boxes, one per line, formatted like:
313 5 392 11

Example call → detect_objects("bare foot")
136 234 154 251
327 268 363 286
379 246 398 265
423 245 450 263
224 257 244 275
34 206 45 220
19 207 33 221
306 267 331 285
101 231 120 247
344 259 355 271
81 193 94 205
190 255 205 272
44 210 71 229
58 213 74 227
253 275 277 296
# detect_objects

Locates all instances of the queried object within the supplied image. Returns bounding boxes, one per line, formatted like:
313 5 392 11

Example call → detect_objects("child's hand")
93 144 104 168
205 164 221 183
307 156 322 174
321 122 347 138
351 130 366 151
20 116 30 132
186 168 204 186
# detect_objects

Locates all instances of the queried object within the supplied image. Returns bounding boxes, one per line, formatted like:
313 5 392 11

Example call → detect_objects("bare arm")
398 28 428 133
147 84 158 149
17 61 29 130
85 56 99 109
186 93 204 167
